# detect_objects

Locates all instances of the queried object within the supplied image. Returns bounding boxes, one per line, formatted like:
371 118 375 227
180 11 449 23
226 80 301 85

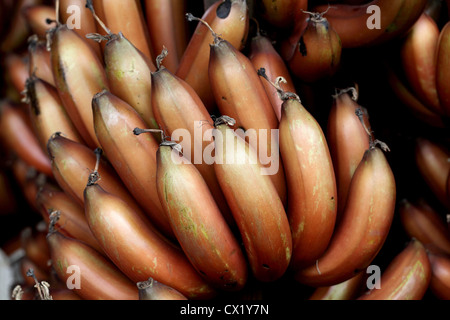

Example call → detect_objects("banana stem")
155 47 169 71
213 115 236 128
332 87 359 101
26 268 52 300
186 13 222 46
355 108 390 152
257 68 300 102
85 0 114 42
86 148 103 186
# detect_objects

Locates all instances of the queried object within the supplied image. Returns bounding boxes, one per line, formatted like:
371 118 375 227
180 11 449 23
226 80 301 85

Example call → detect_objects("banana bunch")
0 0 449 302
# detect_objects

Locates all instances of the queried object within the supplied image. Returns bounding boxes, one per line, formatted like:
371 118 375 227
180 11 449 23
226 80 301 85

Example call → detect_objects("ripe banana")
428 250 450 300
213 119 292 282
415 137 450 210
22 5 56 39
326 88 370 223
308 272 366 300
399 198 450 256
176 0 249 111
49 23 109 149
92 90 173 239
24 76 84 151
357 239 431 300
287 10 342 83
46 215 139 300
21 223 51 274
295 138 396 287
400 13 441 115
277 89 337 270
83 156 217 299
255 0 308 30
27 36 55 87
137 278 188 300
436 21 450 116
155 143 248 291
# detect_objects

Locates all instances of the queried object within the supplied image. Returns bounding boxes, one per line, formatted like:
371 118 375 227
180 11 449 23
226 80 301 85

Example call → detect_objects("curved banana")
308 272 365 300
357 239 431 300
22 5 56 39
92 90 173 239
327 88 370 223
213 119 292 282
436 21 450 116
83 158 217 299
295 136 396 287
415 137 450 210
287 10 342 83
255 0 308 30
278 93 337 270
399 198 450 256
176 0 249 111
28 36 55 87
400 13 441 115
155 143 248 291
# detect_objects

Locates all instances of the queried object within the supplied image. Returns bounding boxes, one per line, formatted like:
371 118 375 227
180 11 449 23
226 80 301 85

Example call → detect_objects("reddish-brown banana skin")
50 24 109 149
295 147 396 287
399 198 450 256
94 0 153 60
208 38 286 205
4 52 30 99
326 90 370 223
308 271 366 300
151 66 235 228
400 13 441 115
59 0 103 61
415 138 450 210
156 145 248 291
176 0 249 112
21 224 52 273
144 0 188 73
287 14 342 83
357 239 431 300
0 101 53 177
46 133 144 218
436 21 450 116
28 38 55 87
256 0 308 30
25 76 85 151
279 97 337 270
137 277 188 300
22 5 56 39
428 250 450 299
213 123 292 282
249 33 297 122
47 231 139 300
83 183 217 300
36 182 103 254
103 33 159 131
92 90 173 238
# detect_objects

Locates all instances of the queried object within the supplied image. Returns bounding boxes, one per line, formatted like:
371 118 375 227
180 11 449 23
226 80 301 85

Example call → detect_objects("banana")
176 0 249 112
255 0 308 30
150 51 235 228
21 223 52 274
326 88 370 223
46 133 144 218
400 13 442 115
155 142 248 291
46 213 139 300
436 21 450 116
24 76 85 151
386 63 445 128
308 272 366 300
92 0 153 60
248 25 297 121
415 137 450 210
137 278 188 300
427 250 450 300
311 0 424 48
276 84 337 270
399 198 450 256
144 0 188 73
22 5 56 39
286 10 342 83
36 182 103 253
357 239 431 300
4 52 29 98
295 129 396 287
83 152 217 299
85 2 158 131
92 90 173 239
0 100 53 177
213 118 292 282
49 21 109 149
27 36 55 87
205 20 286 204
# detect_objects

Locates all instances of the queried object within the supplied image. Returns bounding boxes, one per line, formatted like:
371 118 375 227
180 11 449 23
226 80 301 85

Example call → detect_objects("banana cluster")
0 0 449 301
